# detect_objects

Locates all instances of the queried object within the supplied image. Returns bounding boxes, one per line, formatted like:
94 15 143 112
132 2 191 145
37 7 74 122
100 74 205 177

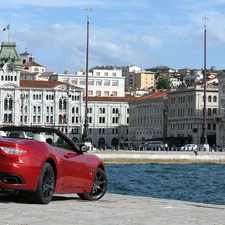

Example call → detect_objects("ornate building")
0 42 84 142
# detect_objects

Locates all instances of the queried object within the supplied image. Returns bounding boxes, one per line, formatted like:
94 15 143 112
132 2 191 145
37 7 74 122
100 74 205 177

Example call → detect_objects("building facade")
168 84 218 147
128 90 168 144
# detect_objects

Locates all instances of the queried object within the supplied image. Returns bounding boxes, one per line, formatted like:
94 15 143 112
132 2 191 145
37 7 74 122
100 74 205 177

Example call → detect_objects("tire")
78 168 108 201
26 162 55 204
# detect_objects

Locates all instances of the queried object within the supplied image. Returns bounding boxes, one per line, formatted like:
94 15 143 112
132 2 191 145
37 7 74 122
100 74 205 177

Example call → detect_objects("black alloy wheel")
78 168 108 201
26 162 55 204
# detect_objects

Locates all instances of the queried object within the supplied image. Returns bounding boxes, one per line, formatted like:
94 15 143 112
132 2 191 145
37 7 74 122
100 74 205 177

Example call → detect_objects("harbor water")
106 163 225 205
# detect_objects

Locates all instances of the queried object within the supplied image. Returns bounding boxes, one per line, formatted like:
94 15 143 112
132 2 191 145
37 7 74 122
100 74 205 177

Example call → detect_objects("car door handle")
64 153 76 158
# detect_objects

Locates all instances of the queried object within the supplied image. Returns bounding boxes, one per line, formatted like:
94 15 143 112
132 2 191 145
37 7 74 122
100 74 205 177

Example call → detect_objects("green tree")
156 74 171 89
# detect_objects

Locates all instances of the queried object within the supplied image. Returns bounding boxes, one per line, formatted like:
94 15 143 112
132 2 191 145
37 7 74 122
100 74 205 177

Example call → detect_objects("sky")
1 0 225 73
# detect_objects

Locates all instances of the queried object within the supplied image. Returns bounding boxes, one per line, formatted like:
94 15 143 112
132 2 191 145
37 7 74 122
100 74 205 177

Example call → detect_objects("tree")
156 74 171 89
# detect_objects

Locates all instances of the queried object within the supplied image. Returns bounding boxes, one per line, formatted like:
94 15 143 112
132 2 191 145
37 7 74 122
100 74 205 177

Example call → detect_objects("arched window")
208 96 212 102
4 95 13 110
213 96 217 102
59 97 67 110
59 99 62 110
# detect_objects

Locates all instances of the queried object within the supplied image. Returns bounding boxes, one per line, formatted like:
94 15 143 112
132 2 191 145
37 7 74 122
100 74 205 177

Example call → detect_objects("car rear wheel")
26 162 55 204
78 168 108 201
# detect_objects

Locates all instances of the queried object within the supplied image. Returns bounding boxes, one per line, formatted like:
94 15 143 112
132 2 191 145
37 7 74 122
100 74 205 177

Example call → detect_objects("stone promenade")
0 192 225 225
1 150 225 225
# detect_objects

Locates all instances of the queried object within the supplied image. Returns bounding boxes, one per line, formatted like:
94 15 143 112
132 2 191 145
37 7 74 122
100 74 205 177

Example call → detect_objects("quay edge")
87 150 225 164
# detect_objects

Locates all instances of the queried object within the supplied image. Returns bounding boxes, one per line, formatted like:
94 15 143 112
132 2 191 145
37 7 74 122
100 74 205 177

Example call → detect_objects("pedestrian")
165 143 168 151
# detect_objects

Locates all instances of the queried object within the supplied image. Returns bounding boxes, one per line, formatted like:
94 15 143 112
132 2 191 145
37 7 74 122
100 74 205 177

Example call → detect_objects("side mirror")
80 145 89 152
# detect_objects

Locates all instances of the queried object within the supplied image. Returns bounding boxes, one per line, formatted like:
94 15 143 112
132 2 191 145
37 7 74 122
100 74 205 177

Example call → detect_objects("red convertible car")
0 126 108 204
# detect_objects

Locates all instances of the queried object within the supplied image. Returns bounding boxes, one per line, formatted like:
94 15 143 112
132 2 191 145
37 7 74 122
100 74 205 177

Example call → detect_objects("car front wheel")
26 162 55 204
78 168 108 201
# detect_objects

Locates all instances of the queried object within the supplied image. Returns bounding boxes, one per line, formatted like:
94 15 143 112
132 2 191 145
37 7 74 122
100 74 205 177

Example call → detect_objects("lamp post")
163 107 167 146
117 111 121 150
200 14 209 151
20 92 26 126
82 7 91 142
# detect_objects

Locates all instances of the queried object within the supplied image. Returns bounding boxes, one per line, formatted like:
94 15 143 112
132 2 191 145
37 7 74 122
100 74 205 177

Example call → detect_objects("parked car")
0 126 108 204
212 145 223 152
180 144 198 151
140 141 163 151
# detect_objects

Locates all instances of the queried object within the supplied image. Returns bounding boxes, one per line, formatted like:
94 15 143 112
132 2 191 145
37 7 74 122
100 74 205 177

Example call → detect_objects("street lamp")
163 107 168 145
117 111 121 150
82 7 91 142
200 14 209 151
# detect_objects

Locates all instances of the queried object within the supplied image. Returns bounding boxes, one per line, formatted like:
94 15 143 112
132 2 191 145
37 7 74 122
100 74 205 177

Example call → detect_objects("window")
71 79 77 85
207 124 211 130
208 108 212 116
80 80 85 85
104 91 109 96
88 90 93 96
208 96 212 102
88 107 92 113
88 80 94 85
99 117 105 123
59 97 67 110
112 117 118 123
223 85 225 94
104 80 110 86
112 72 116 76
4 96 13 110
96 80 102 86
99 108 105 113
96 91 101 96
112 91 117 96
104 72 108 76
213 96 217 102
96 72 100 76
112 81 118 86
72 128 78 134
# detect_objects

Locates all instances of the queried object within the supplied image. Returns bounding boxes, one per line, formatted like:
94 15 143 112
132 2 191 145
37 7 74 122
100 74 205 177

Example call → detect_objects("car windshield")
0 127 78 151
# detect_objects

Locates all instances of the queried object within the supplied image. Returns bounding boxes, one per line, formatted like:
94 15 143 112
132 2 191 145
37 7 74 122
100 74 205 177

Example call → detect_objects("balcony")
214 113 225 122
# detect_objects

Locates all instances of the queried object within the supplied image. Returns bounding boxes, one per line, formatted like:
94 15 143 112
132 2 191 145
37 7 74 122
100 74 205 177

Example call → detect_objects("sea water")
106 163 225 205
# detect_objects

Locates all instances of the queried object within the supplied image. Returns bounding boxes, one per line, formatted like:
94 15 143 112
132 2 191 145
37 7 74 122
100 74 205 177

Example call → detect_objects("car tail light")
0 143 29 158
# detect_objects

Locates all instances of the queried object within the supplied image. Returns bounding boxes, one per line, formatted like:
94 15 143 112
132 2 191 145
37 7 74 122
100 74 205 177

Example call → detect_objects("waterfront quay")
88 149 225 164
1 192 225 225
1 150 225 225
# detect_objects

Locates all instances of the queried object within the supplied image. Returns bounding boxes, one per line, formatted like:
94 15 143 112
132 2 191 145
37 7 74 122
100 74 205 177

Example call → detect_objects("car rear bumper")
0 159 41 191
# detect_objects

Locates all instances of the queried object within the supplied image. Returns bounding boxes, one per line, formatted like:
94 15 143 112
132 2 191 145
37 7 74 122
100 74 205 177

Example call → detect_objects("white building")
0 42 85 141
49 66 125 97
122 65 142 89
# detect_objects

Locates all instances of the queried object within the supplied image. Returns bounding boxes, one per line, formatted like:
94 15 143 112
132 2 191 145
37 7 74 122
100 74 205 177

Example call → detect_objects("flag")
60 114 65 120
3 24 10 31
20 105 27 112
